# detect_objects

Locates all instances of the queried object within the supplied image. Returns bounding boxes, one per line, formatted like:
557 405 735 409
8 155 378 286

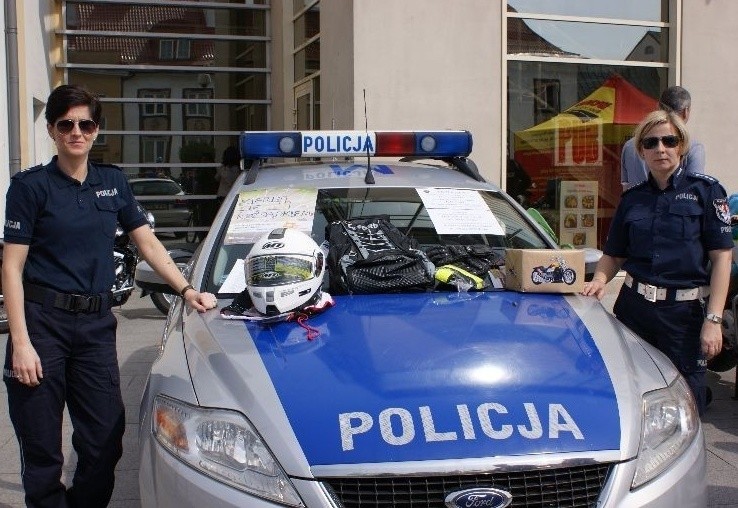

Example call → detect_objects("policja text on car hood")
185 291 645 470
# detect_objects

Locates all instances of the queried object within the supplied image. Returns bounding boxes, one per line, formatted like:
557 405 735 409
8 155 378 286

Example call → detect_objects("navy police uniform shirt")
3 156 149 294
604 166 734 288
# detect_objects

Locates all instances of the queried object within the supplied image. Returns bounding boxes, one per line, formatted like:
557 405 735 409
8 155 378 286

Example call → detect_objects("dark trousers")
3 301 124 508
613 284 707 415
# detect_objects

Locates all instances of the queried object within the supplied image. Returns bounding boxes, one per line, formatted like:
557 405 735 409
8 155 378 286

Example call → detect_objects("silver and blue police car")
137 130 706 507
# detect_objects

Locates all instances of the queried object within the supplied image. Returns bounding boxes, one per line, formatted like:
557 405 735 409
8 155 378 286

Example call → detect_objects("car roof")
129 177 180 184
238 159 500 192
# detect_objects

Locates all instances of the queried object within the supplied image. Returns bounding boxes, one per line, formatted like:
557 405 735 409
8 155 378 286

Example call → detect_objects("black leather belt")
24 282 112 313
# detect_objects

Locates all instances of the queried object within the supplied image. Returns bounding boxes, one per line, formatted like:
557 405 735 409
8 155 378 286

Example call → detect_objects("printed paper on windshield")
224 188 318 245
417 188 504 235
219 259 246 294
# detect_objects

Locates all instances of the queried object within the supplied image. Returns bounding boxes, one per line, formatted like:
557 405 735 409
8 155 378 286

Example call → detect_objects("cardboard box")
504 249 585 293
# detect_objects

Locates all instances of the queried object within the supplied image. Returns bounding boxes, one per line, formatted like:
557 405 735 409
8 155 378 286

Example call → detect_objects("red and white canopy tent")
514 74 658 247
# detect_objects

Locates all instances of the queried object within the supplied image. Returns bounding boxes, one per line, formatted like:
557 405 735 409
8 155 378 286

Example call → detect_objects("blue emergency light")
239 130 473 159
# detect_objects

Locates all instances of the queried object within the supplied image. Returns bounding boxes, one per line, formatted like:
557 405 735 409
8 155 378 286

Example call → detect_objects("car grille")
318 463 613 507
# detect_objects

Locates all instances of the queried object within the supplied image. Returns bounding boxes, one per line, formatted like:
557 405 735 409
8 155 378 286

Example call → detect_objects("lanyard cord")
294 312 320 340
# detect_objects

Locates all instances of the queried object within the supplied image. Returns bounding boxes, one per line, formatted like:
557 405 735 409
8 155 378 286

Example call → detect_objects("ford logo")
445 487 512 508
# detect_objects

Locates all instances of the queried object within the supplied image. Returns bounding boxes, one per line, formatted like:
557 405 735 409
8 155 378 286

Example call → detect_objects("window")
176 39 191 60
142 137 168 163
293 1 320 129
139 90 169 117
159 40 174 60
506 1 671 248
533 79 560 124
184 89 213 117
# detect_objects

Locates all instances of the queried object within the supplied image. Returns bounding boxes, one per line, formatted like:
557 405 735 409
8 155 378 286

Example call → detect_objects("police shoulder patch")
714 198 732 225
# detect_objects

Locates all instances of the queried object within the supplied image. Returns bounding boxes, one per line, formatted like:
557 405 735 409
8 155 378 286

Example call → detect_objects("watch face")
707 314 722 324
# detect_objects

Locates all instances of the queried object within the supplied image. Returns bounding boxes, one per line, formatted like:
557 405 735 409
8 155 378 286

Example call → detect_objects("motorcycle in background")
136 247 195 314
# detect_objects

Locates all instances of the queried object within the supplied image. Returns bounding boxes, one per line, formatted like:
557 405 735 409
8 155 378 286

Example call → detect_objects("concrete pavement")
0 280 737 507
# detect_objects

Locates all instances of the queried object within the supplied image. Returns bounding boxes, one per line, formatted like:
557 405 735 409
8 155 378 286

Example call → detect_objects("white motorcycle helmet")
244 228 325 315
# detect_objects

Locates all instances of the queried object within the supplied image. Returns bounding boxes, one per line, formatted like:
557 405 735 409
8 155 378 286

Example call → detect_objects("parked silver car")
129 177 191 230
138 130 706 507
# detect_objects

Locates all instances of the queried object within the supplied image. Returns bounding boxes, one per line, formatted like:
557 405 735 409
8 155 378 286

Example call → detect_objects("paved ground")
0 278 737 507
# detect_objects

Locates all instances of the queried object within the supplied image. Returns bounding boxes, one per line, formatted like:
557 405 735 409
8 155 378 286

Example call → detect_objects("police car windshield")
205 187 549 295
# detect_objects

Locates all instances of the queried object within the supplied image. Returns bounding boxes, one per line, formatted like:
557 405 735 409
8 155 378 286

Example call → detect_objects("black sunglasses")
55 119 98 135
641 135 680 150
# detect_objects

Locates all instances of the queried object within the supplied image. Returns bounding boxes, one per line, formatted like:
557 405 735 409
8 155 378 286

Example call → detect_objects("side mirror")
526 207 558 244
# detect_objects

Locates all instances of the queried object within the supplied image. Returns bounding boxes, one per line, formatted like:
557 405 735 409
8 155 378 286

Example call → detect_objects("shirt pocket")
95 198 125 238
666 202 702 240
623 208 652 247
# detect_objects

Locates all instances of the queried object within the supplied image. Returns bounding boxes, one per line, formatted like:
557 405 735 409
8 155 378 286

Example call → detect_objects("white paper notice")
417 188 504 235
219 258 247 294
224 188 318 245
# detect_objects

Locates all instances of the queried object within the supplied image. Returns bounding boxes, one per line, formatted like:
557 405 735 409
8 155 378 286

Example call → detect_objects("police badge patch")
714 198 731 225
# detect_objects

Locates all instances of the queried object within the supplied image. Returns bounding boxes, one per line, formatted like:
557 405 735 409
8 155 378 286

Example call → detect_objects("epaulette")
92 162 123 172
686 172 719 184
10 164 44 180
622 179 647 195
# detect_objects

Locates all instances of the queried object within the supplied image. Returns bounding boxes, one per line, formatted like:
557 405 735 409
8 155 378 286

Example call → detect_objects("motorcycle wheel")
150 255 192 315
563 268 576 285
0 298 8 335
707 347 738 372
111 291 132 308
186 215 199 244
150 290 176 315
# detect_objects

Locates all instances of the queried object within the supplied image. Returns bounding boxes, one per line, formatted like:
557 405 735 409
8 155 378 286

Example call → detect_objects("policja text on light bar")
239 130 473 159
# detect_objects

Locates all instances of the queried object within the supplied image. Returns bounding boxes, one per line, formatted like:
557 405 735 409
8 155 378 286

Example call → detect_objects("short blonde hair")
633 109 691 158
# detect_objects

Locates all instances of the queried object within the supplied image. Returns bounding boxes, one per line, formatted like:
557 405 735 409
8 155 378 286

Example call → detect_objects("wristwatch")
705 313 723 324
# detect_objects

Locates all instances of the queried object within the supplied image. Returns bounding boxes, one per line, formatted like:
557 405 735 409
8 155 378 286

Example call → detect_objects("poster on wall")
559 180 598 248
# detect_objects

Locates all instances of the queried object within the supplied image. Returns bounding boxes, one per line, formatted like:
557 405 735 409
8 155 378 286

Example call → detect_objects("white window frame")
502 0 680 186
142 136 168 163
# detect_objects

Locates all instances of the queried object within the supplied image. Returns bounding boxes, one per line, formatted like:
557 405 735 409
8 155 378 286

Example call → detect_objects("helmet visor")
246 254 317 287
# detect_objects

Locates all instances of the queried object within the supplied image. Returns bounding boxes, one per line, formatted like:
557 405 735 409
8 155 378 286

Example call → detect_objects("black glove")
424 245 468 266
424 244 503 277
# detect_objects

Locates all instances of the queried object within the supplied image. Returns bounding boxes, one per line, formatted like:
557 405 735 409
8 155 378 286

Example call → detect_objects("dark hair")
45 85 102 125
659 86 691 114
221 145 241 166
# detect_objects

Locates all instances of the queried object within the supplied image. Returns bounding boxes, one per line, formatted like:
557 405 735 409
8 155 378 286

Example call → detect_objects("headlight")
632 376 700 489
152 395 304 506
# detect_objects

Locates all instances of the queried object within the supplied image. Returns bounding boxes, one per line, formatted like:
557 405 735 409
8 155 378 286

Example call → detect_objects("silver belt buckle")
643 284 658 303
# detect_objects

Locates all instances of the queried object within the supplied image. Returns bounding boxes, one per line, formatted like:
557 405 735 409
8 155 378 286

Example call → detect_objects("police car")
137 130 706 507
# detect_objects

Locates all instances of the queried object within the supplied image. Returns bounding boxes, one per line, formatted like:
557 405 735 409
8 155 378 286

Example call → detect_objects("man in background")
621 86 705 191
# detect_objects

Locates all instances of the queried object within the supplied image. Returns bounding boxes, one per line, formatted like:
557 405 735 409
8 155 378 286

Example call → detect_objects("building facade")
1 0 737 246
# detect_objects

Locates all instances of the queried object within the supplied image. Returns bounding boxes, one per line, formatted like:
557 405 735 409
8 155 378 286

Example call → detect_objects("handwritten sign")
224 188 318 245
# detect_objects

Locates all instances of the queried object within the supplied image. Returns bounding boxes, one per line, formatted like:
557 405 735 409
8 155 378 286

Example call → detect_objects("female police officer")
2 85 218 507
583 109 733 416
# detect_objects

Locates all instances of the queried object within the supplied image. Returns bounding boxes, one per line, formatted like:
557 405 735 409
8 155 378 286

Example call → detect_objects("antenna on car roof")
363 89 375 185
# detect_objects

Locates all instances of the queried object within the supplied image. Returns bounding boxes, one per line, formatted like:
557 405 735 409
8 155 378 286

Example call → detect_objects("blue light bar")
239 130 473 159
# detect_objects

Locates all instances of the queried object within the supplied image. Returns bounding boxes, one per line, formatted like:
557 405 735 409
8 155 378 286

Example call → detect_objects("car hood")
187 292 659 471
